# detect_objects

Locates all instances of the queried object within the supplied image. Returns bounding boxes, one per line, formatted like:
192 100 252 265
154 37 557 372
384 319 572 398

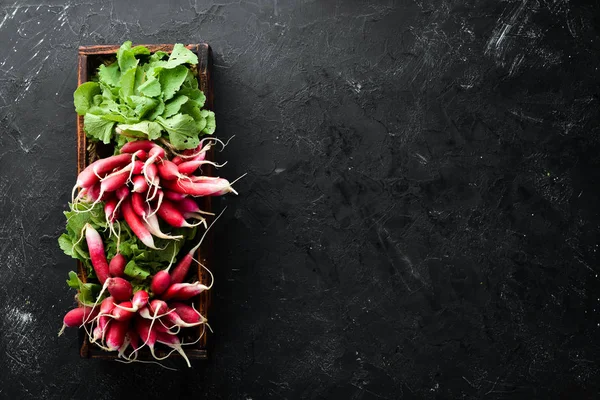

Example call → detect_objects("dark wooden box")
76 44 214 361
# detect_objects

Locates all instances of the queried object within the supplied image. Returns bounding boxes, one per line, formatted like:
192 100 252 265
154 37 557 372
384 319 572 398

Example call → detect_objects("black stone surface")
0 0 599 398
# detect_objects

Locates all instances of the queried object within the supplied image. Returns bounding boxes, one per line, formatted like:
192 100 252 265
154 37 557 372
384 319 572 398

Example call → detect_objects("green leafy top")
73 42 215 150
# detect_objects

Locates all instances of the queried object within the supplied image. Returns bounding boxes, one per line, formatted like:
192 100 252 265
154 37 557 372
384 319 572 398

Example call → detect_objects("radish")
145 163 159 185
58 306 98 336
169 302 208 325
161 282 210 301
156 198 202 228
104 197 118 223
163 190 187 201
132 175 149 193
163 302 207 328
156 331 191 367
148 299 170 315
106 319 129 351
131 192 146 219
176 197 214 216
106 277 133 302
170 209 223 283
120 140 161 154
151 270 171 295
122 197 159 249
157 159 184 181
100 168 130 194
172 156 183 165
74 154 132 190
85 183 101 202
114 290 149 313
128 328 141 352
162 177 237 196
144 146 165 177
134 316 158 355
99 296 116 317
85 224 110 284
117 334 132 359
148 189 164 219
132 160 145 175
177 159 225 175
143 210 183 240
112 301 135 321
109 254 127 277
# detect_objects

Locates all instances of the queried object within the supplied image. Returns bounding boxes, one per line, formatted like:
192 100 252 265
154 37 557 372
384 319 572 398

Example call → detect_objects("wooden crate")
76 44 214 361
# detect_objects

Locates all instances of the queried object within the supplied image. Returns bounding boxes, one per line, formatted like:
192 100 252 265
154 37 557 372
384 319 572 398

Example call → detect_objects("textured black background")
0 0 599 399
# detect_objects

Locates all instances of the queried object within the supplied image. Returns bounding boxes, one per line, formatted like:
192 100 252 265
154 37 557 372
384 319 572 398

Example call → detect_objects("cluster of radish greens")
59 42 236 367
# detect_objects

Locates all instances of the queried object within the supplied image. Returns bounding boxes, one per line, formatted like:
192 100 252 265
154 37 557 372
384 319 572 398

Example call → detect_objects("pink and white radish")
109 253 127 277
58 306 98 336
85 224 110 284
122 197 159 249
106 277 133 302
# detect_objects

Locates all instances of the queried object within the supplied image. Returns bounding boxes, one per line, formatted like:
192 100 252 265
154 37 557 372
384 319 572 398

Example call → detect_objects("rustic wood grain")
76 43 213 361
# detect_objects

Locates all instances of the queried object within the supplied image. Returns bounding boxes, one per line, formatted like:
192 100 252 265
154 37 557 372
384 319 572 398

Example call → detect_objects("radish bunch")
72 138 236 250
60 135 237 367
59 224 213 366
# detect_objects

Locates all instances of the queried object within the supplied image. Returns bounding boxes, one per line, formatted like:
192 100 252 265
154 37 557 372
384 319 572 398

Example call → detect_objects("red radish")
157 159 183 181
114 290 149 313
128 328 141 352
176 197 203 214
146 163 158 184
143 210 183 240
170 209 223 283
58 306 98 336
131 192 146 218
146 146 166 166
162 177 237 196
117 334 132 359
99 296 116 316
148 189 164 219
132 149 148 161
106 319 129 351
163 303 207 328
172 156 183 165
132 160 144 175
177 159 222 175
148 299 169 314
122 197 159 249
164 190 187 201
107 277 133 302
112 301 135 321
120 140 161 154
92 325 103 342
169 302 208 325
104 197 118 223
85 224 110 284
86 183 101 202
134 316 157 355
161 282 210 301
100 168 130 194
96 315 111 338
154 319 177 334
156 331 191 367
151 270 171 295
75 154 132 189
109 254 127 277
176 159 203 175
132 175 149 193
91 296 115 343
156 198 202 228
